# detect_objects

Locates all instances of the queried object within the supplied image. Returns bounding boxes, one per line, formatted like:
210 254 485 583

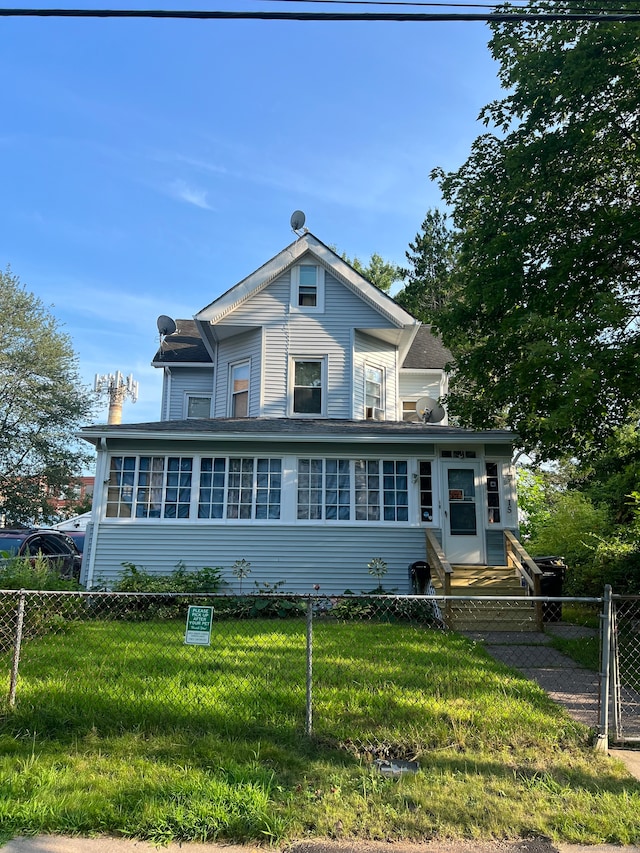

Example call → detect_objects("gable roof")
194 231 418 330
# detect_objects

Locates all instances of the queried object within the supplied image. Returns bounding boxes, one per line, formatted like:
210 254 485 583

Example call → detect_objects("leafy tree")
0 268 95 525
434 2 640 459
395 208 459 322
339 251 403 293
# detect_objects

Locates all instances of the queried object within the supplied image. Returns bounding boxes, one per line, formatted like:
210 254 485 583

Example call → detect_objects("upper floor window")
292 358 325 416
185 395 212 419
365 365 384 420
291 263 324 312
230 361 250 417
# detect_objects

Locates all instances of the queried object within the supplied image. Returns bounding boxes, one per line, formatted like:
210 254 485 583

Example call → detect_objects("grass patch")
1 616 639 845
547 634 601 671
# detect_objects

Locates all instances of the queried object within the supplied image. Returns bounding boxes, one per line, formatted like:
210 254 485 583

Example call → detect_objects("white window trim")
364 363 385 421
183 392 213 419
290 263 325 313
288 355 328 418
228 358 251 418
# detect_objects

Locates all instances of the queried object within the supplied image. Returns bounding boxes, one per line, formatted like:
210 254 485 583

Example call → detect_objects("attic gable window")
292 263 324 312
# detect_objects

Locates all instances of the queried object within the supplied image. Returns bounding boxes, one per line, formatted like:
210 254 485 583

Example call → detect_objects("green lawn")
0 616 638 845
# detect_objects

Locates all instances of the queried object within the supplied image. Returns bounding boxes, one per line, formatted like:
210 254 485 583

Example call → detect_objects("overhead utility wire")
255 0 635 8
1 6 639 18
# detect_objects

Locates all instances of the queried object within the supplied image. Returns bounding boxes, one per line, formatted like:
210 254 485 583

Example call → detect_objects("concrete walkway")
464 622 640 780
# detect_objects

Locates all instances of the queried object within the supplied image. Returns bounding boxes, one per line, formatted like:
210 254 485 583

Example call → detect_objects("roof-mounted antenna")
415 396 446 424
156 314 177 359
290 210 307 235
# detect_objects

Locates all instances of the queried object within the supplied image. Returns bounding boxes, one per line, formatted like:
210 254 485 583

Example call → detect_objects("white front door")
441 463 484 564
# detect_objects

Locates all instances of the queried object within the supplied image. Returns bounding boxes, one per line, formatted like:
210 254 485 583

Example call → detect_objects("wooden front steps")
430 564 538 632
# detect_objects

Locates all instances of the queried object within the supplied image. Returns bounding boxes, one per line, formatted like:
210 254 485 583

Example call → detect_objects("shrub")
0 551 81 591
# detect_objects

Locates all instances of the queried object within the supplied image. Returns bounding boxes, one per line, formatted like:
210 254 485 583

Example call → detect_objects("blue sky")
1 1 503 425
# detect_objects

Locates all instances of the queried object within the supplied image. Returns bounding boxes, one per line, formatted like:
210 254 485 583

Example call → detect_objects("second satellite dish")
290 210 306 232
157 315 177 337
415 396 446 424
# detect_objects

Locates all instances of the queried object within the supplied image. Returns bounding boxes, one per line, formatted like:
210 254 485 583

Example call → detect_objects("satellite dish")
415 396 446 424
157 315 177 336
290 210 306 232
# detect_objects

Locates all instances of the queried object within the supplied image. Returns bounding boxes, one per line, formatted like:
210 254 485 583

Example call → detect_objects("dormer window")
292 263 324 312
230 360 250 417
365 365 384 420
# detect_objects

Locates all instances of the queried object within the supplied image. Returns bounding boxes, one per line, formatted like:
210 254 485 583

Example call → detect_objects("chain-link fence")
0 589 634 750
612 595 640 744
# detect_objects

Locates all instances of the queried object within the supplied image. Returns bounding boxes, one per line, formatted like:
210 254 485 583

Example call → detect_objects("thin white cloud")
168 179 213 210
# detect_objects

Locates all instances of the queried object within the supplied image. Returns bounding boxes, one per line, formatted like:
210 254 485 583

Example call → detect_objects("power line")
1 6 640 19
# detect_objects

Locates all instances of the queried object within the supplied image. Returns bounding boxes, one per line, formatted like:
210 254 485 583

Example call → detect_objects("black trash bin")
409 560 431 594
534 556 567 622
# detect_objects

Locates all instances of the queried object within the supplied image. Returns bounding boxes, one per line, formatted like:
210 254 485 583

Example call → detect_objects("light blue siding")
354 331 397 420
215 260 400 419
215 329 262 417
486 528 506 565
166 368 215 420
86 524 428 595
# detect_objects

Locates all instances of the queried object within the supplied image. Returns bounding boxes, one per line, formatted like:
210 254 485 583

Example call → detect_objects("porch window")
297 458 350 520
354 459 408 522
198 457 281 520
105 455 192 519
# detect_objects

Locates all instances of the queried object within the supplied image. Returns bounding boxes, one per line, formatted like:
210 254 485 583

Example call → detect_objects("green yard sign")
184 605 214 646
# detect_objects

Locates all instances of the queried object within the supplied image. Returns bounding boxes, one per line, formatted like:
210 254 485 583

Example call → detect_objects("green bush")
112 561 225 594
101 561 226 620
215 581 307 620
0 551 81 591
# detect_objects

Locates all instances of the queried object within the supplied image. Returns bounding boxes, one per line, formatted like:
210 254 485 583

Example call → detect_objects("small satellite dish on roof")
290 210 306 233
157 315 177 337
415 396 446 424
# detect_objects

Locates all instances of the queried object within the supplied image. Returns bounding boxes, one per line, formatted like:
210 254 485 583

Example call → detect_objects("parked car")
0 528 82 580
63 529 86 555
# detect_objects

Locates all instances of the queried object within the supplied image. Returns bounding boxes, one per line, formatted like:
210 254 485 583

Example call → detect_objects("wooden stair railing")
504 529 544 630
425 530 453 628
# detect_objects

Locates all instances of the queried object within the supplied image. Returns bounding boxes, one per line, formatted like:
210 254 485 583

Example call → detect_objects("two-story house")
79 232 518 592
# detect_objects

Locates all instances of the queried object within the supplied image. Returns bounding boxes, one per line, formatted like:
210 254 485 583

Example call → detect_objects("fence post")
596 584 612 752
305 596 313 737
9 589 26 707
